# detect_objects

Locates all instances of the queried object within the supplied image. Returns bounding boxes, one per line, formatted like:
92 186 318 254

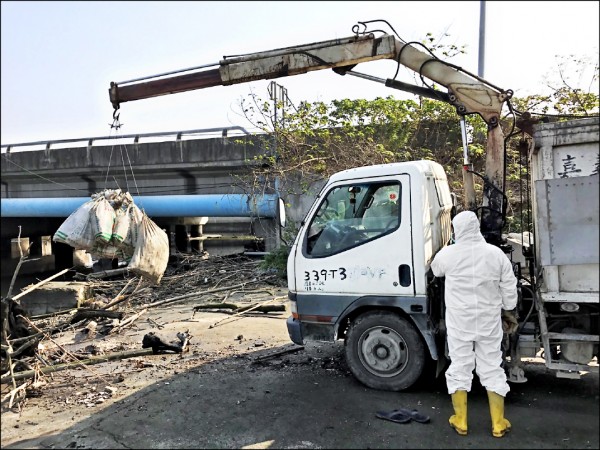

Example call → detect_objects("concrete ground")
1 301 599 449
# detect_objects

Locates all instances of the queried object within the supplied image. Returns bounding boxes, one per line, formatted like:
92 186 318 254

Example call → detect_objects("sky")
1 1 599 146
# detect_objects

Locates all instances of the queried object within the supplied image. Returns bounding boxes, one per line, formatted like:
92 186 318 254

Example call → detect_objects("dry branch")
102 277 137 309
193 303 286 316
193 302 241 312
21 316 109 383
30 308 78 320
110 309 147 334
253 345 305 362
85 268 129 280
145 278 270 309
237 303 286 313
209 296 286 328
12 268 71 301
0 348 155 383
6 226 27 299
2 379 30 409
70 308 124 323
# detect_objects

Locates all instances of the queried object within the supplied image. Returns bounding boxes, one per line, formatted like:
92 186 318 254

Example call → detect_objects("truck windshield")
306 181 401 257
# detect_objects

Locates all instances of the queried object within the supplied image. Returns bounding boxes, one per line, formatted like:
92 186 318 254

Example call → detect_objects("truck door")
295 174 413 297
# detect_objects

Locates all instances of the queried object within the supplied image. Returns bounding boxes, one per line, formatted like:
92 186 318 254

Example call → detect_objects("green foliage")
511 54 599 118
260 246 290 278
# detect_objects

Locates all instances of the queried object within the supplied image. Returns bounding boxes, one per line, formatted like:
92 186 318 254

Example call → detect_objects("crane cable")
105 110 141 198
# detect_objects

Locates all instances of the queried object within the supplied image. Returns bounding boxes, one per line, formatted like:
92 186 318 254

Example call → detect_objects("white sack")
128 213 169 284
120 204 144 256
90 197 116 244
112 205 131 246
53 199 97 250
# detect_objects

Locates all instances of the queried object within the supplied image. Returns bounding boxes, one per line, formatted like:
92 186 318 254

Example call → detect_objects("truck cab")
286 159 454 390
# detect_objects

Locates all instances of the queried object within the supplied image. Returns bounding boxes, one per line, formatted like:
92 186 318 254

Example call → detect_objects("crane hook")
109 108 123 130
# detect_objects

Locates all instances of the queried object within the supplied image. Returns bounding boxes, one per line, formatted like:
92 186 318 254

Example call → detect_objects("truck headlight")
560 303 579 312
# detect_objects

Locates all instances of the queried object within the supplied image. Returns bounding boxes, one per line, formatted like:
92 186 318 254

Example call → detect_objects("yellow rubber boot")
487 391 512 438
449 390 468 436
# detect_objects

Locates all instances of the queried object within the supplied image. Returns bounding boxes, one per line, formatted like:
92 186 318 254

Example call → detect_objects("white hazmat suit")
431 211 518 397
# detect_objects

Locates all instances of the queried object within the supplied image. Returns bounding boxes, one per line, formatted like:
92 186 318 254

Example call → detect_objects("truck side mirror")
278 198 286 228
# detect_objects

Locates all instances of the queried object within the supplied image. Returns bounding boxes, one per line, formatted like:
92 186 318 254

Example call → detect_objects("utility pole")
268 81 289 250
268 81 288 139
462 0 487 212
478 0 486 78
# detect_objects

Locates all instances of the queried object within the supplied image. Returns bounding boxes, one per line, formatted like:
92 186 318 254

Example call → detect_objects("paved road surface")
3 341 598 449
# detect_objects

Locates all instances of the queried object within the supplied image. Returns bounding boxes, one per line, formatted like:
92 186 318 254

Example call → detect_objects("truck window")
306 181 401 257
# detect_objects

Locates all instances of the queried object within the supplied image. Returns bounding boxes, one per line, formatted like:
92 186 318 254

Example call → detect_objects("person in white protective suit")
430 211 518 438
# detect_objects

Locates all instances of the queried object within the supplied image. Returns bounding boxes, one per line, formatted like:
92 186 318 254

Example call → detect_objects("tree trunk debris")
193 302 286 314
1 252 288 411
142 331 191 354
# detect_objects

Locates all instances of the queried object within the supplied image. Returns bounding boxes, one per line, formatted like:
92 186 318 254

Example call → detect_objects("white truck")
285 117 598 390
109 23 599 390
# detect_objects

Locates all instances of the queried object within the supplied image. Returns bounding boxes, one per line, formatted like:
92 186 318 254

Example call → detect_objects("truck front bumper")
286 316 304 345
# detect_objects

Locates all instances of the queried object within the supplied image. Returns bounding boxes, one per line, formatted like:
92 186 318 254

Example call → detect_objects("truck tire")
344 311 426 391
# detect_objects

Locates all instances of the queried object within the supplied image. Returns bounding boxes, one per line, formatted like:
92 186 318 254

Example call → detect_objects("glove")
501 310 519 334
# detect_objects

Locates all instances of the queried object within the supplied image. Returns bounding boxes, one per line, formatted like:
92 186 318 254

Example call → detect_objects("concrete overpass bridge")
1 127 286 280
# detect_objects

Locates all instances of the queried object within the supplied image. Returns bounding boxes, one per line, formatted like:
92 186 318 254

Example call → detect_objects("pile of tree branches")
1 252 280 411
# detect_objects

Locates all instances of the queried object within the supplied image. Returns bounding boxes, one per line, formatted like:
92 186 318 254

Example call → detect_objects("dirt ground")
1 292 294 445
1 257 599 449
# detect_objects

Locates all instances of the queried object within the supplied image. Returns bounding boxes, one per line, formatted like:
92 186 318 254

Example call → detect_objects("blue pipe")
0 194 278 218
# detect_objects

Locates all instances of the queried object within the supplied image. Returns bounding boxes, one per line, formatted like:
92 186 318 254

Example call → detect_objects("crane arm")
108 31 513 241
109 33 509 124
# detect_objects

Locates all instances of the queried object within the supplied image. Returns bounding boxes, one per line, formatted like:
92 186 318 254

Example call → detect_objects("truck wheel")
344 311 426 391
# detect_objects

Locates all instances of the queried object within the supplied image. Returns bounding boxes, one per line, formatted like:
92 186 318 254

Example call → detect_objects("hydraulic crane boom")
108 29 513 242
109 33 508 122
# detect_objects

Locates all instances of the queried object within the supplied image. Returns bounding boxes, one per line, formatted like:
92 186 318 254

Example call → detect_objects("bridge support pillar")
175 225 189 253
190 224 202 253
53 242 74 271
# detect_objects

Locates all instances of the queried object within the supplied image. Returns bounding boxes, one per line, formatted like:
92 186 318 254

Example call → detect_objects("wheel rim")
357 325 409 378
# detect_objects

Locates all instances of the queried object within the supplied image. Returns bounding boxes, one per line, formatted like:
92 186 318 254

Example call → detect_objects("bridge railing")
0 126 252 153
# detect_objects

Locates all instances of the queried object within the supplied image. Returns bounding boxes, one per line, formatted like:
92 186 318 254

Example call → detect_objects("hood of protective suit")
452 211 485 244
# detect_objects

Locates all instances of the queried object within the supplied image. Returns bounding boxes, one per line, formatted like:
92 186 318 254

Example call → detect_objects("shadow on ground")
2 342 599 449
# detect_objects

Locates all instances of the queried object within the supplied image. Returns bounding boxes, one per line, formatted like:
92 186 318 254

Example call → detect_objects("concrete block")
18 281 92 316
41 236 52 256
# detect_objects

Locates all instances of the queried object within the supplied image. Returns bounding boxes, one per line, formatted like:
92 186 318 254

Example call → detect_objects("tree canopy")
235 47 599 239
